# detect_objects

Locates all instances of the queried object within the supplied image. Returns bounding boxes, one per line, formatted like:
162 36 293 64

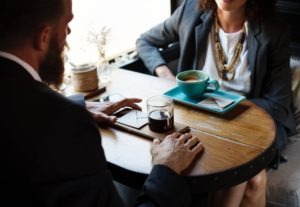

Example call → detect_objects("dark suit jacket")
0 57 191 207
136 0 296 151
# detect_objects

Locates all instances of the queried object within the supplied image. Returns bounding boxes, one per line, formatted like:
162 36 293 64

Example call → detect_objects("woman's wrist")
155 65 176 81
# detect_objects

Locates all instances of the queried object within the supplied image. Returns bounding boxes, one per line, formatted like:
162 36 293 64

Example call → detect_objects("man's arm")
136 133 204 207
65 97 204 207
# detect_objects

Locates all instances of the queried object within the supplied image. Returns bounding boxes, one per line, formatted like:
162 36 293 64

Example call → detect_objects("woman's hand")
155 65 176 81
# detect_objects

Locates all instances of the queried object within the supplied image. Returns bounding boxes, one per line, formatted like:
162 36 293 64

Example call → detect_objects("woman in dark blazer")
137 0 296 206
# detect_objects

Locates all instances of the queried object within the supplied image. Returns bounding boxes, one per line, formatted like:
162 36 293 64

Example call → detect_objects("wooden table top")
92 68 276 192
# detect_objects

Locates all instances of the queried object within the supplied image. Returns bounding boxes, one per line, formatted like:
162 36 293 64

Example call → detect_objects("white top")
201 25 251 95
0 51 42 82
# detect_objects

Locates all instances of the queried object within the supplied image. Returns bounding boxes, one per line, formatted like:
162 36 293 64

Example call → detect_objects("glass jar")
71 63 99 92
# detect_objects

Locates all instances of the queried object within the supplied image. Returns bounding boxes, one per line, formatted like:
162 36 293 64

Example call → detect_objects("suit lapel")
194 10 214 69
247 20 261 97
247 21 261 73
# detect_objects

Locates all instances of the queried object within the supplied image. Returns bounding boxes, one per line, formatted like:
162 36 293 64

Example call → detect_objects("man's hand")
155 65 176 81
151 132 204 175
86 98 142 124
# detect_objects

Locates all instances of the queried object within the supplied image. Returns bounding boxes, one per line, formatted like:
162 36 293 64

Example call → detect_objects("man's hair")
198 0 276 19
0 0 64 49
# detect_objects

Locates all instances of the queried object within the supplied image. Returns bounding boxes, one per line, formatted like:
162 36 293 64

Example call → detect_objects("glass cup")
97 59 112 83
147 95 174 132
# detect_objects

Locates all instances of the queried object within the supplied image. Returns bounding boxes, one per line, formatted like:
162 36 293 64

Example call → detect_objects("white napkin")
198 96 234 110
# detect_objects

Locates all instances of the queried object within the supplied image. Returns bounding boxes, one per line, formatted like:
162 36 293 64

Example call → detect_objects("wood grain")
94 69 275 189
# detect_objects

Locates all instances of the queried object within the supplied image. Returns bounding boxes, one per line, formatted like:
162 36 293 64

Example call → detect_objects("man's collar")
0 51 42 82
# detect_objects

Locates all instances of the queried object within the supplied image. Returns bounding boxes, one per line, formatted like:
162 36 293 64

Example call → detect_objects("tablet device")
115 109 148 129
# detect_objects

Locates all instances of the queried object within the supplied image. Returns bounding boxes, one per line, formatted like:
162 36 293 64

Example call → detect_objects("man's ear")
34 25 52 52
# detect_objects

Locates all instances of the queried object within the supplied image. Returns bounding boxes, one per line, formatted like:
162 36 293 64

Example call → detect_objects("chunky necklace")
213 19 246 81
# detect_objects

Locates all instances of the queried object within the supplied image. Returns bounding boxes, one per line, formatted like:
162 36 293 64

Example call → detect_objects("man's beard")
39 35 65 90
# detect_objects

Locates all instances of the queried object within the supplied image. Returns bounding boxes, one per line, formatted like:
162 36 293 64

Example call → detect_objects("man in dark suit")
0 0 204 206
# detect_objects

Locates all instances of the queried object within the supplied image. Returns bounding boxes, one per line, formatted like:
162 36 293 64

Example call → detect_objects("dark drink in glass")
148 110 174 132
147 95 174 133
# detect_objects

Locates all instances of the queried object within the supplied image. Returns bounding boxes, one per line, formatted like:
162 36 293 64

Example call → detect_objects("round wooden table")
97 69 276 193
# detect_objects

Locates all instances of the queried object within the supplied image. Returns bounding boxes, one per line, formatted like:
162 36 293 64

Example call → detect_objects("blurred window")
67 0 170 64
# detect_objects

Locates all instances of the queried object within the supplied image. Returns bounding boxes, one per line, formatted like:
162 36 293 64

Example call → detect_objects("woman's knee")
246 170 267 193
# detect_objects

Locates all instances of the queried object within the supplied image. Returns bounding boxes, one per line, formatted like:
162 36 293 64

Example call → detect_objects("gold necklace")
213 19 246 81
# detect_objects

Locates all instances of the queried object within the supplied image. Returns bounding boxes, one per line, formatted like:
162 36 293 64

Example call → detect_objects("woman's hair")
198 0 276 19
